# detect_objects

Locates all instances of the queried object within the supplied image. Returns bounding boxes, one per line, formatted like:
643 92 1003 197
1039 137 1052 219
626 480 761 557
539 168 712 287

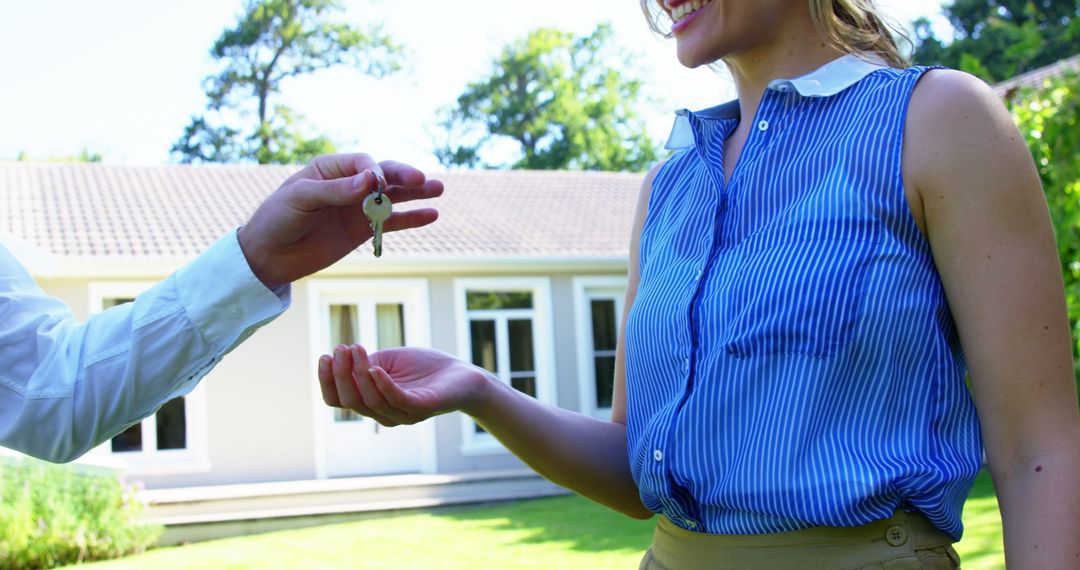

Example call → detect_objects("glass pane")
594 356 616 408
329 304 358 347
334 408 363 422
511 375 536 397
111 423 142 452
466 291 532 310
103 297 135 309
590 299 617 351
508 319 534 372
155 397 187 450
470 320 498 372
376 303 405 349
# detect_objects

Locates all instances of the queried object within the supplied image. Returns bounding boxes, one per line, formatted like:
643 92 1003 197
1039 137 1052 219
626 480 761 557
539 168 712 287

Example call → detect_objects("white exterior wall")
31 266 627 489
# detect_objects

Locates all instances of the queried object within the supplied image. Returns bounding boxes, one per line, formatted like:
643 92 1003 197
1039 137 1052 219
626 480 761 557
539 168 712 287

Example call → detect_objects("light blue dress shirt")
0 229 288 462
625 55 982 540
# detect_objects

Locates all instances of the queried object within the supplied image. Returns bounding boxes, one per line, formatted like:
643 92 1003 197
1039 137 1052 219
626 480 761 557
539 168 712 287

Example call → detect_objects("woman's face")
658 0 804 68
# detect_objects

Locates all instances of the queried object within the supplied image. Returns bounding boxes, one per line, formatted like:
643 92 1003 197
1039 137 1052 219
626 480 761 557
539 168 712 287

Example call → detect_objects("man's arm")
0 153 443 462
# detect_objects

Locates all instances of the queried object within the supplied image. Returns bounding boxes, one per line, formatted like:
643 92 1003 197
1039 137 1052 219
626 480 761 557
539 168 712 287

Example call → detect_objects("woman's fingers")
317 354 341 407
370 365 426 421
325 345 391 425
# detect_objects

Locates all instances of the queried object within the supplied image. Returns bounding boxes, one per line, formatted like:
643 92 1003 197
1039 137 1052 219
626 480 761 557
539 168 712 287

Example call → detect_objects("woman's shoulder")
902 66 1035 216
905 68 1016 158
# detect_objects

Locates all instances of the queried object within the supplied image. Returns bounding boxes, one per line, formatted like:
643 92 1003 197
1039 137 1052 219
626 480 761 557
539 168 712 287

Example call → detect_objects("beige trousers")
639 510 961 570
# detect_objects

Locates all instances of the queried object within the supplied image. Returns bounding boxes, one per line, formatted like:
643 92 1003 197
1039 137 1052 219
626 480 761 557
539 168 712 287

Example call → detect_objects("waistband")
649 510 954 570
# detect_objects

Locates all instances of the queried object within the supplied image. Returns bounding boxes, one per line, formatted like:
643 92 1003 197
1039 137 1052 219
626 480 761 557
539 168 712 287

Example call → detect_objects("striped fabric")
624 55 982 541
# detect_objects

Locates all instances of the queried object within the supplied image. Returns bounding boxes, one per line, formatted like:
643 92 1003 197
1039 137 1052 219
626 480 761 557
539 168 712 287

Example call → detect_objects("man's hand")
237 153 443 289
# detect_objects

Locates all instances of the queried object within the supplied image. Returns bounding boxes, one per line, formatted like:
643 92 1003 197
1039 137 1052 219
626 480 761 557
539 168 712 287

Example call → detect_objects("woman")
318 1 1080 567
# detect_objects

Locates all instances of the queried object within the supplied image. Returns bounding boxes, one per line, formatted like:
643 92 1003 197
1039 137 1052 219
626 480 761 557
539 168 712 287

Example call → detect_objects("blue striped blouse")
624 55 982 541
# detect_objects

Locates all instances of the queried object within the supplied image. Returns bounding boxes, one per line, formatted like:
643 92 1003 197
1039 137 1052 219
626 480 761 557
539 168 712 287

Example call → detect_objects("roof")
992 53 1080 100
0 162 642 272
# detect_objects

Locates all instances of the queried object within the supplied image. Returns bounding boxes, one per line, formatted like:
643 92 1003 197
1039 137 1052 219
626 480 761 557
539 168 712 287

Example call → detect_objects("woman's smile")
666 0 713 34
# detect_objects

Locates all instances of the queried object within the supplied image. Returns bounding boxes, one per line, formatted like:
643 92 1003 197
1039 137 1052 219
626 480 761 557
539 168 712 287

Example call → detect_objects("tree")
912 0 1080 83
172 0 404 164
1008 72 1080 390
435 24 659 172
16 149 103 163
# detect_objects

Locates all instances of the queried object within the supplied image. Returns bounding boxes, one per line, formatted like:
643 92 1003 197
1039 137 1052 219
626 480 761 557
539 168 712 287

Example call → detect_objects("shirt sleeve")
0 228 290 462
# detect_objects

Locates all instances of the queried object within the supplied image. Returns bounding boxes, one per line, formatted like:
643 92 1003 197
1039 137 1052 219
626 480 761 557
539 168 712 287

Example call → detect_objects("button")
757 120 769 132
885 524 908 546
683 358 691 371
653 449 664 462
685 519 698 529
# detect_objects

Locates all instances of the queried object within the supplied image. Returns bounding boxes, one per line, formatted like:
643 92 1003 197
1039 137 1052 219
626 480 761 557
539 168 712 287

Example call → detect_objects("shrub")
0 459 161 569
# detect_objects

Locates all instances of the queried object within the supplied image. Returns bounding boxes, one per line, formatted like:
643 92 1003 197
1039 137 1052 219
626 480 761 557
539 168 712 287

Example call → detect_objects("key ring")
372 164 387 204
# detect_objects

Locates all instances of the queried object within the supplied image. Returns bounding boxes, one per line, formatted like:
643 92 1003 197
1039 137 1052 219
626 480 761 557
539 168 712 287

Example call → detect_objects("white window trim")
306 278 436 478
454 277 556 456
85 281 211 477
572 277 627 420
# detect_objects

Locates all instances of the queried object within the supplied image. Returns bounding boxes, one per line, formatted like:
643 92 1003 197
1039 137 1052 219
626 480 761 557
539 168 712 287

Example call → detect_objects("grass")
68 471 1004 570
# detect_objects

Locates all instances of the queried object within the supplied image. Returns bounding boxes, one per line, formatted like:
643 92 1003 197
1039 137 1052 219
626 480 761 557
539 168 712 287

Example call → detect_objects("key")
363 191 392 258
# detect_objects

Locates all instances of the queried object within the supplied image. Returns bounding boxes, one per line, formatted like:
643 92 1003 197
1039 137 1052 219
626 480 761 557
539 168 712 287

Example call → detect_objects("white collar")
665 54 889 150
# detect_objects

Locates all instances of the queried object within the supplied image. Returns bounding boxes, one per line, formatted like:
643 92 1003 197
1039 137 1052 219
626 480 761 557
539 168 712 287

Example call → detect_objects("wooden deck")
139 469 569 545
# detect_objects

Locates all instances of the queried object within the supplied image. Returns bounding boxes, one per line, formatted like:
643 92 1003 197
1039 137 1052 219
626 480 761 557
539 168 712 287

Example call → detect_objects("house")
992 53 1080 100
0 161 641 491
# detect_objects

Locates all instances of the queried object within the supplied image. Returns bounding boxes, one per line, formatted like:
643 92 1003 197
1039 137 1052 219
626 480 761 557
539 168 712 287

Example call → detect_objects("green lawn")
69 471 1004 570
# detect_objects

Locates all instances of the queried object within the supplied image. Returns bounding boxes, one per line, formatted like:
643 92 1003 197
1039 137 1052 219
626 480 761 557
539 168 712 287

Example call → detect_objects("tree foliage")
1008 73 1080 386
172 0 404 164
436 24 659 172
15 149 102 163
913 0 1080 83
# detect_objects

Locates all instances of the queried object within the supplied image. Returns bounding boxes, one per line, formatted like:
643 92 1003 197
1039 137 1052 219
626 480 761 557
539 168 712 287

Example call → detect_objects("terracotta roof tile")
0 162 641 262
993 54 1080 100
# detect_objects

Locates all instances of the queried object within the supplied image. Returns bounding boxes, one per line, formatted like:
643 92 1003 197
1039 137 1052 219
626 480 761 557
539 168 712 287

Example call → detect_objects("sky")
0 0 950 172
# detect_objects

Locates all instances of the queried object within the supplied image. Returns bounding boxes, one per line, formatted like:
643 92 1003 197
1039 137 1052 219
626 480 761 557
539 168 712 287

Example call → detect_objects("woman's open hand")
317 345 493 427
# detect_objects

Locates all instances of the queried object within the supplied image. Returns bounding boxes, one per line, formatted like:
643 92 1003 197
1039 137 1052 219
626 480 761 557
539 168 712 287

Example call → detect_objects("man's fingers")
289 171 375 211
289 168 441 214
383 208 440 234
379 160 427 188
305 153 379 181
384 179 445 204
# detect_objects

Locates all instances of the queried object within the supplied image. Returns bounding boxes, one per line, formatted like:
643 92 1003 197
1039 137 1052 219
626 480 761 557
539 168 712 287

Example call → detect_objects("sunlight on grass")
70 471 1004 570
954 470 1005 569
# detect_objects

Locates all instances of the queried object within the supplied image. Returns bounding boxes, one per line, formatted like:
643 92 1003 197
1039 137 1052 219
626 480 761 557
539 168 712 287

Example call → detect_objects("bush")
0 460 161 569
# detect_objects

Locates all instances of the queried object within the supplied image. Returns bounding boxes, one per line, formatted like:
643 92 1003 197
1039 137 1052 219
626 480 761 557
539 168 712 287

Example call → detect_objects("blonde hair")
639 0 911 69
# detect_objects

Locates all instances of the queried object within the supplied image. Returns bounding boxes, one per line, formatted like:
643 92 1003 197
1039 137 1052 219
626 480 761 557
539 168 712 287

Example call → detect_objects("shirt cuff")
174 228 291 352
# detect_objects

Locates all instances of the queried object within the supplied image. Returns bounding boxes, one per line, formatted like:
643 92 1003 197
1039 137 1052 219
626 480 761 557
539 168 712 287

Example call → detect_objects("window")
102 297 188 454
87 283 210 475
456 278 555 451
573 278 626 420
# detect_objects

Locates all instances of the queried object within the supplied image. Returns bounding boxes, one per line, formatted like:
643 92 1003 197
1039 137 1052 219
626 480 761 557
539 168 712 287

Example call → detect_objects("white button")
685 520 698 529
653 449 664 462
757 120 769 131
684 358 691 371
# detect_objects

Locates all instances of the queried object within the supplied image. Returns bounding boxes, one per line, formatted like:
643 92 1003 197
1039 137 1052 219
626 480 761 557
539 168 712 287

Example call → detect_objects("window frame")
572 277 626 420
454 277 556 455
85 281 211 476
